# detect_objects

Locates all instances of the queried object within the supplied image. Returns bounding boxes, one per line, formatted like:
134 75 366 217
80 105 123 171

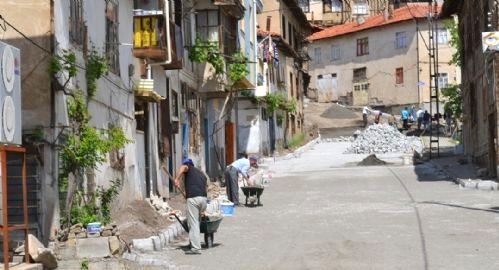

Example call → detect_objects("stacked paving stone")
346 124 421 154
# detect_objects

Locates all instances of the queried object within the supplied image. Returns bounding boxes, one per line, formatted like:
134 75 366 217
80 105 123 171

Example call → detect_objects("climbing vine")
50 48 130 228
188 35 249 86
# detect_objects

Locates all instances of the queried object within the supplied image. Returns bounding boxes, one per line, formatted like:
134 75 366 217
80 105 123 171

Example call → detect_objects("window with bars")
396 67 403 84
70 0 85 46
196 10 220 42
437 73 449 89
314 47 322 64
298 0 310 13
282 15 286 39
352 0 368 14
353 67 367 82
437 28 448 45
323 0 332 13
395 31 407 49
221 11 237 55
331 45 340 60
356 37 369 56
105 1 120 74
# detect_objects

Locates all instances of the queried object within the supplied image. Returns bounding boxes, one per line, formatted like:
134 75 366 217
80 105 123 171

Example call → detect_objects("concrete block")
122 252 137 262
477 180 498 191
151 236 161 251
76 237 111 259
108 236 121 255
131 238 154 252
158 233 166 248
9 263 43 270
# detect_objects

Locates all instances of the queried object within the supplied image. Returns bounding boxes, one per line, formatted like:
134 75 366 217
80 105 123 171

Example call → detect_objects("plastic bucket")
220 202 234 216
87 222 102 234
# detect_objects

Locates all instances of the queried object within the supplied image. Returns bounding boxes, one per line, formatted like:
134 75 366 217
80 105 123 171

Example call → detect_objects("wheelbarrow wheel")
204 233 214 248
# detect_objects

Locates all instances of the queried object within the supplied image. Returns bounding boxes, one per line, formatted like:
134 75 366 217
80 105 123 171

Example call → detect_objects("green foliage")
443 19 462 67
80 259 89 270
441 84 463 119
285 98 297 114
240 90 258 103
61 179 121 226
276 113 284 126
227 52 249 83
288 133 305 149
86 49 108 99
48 50 77 78
262 92 286 113
189 36 224 74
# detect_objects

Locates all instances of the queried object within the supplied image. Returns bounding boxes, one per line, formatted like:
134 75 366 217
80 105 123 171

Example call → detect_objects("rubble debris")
14 234 58 269
346 124 421 154
148 195 174 216
357 154 387 166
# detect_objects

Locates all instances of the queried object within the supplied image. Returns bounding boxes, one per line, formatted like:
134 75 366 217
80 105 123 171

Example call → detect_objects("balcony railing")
133 13 182 69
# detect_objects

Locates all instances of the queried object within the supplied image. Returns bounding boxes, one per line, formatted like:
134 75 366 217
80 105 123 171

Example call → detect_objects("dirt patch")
357 154 387 166
112 200 173 242
320 104 359 119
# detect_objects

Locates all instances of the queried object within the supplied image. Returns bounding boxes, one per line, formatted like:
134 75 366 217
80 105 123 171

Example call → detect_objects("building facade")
442 0 499 178
307 4 460 112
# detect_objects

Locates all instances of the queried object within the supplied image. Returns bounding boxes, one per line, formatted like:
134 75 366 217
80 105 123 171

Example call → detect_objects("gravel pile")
346 124 421 154
320 104 358 119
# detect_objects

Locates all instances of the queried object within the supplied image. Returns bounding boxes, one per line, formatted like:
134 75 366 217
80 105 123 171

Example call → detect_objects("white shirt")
362 106 369 114
416 109 424 118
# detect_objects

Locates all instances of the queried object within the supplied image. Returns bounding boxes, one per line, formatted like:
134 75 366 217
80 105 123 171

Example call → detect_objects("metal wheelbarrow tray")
241 186 264 206
171 213 223 248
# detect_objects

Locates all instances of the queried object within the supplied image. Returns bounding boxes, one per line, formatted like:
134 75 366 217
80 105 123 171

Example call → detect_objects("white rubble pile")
346 124 421 154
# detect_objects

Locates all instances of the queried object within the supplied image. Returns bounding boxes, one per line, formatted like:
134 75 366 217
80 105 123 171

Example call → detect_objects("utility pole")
428 0 440 158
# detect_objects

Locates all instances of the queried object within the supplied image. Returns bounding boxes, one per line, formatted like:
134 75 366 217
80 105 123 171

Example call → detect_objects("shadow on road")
419 201 499 214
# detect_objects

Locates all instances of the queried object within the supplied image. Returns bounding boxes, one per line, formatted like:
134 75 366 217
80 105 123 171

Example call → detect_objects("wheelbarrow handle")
170 213 189 232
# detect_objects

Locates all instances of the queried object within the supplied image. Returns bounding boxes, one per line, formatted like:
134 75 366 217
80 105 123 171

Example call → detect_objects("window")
356 37 369 56
314 48 322 64
196 10 219 42
282 15 286 39
288 22 292 45
352 0 368 15
70 0 85 45
437 73 449 89
353 67 367 82
354 82 369 91
171 90 179 117
105 1 120 74
221 11 237 55
331 45 341 60
298 0 310 13
395 31 407 49
290 72 294 97
332 0 342 12
323 0 332 13
437 28 448 45
396 67 403 84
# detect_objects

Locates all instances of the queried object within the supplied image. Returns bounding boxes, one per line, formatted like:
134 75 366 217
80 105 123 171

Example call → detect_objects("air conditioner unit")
0 42 21 145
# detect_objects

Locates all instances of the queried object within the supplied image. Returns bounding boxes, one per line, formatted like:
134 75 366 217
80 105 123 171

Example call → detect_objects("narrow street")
168 142 499 270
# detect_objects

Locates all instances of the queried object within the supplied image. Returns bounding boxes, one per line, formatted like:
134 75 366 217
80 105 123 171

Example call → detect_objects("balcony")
133 13 182 70
322 11 351 26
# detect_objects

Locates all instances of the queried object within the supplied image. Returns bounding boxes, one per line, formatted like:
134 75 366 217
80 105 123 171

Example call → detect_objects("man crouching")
174 158 207 255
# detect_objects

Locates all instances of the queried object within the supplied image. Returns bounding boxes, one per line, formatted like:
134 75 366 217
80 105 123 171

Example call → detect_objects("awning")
232 77 255 90
134 79 165 103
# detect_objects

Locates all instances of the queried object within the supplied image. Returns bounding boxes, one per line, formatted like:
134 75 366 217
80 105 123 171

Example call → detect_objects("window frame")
356 37 369 56
352 0 368 15
323 0 332 13
437 73 449 89
195 10 220 42
70 0 85 46
105 0 120 75
395 31 407 49
396 67 404 84
437 28 448 45
314 47 322 64
353 67 367 82
282 15 286 39
330 45 341 61
298 0 310 13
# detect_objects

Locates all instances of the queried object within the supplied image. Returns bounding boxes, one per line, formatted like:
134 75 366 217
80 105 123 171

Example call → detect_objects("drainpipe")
150 0 172 67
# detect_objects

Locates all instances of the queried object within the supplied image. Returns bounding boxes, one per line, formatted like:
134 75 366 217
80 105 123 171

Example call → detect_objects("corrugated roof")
307 4 441 41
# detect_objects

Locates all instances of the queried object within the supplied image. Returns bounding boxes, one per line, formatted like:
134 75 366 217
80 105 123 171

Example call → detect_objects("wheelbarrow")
241 186 264 206
170 213 223 248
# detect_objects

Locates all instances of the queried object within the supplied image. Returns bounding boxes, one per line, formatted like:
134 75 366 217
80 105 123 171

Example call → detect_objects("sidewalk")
429 155 477 181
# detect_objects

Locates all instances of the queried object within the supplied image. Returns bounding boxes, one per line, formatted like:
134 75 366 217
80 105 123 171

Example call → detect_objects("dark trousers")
417 117 423 130
403 119 408 129
363 114 368 127
225 166 239 204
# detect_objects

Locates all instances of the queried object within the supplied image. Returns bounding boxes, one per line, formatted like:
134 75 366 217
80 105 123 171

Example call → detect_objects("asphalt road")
168 142 499 270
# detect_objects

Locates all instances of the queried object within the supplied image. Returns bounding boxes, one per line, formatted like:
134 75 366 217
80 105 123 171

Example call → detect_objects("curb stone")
262 135 322 164
430 160 498 191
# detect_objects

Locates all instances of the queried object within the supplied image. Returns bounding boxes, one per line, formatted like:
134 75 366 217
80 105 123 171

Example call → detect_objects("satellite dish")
356 16 365 25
